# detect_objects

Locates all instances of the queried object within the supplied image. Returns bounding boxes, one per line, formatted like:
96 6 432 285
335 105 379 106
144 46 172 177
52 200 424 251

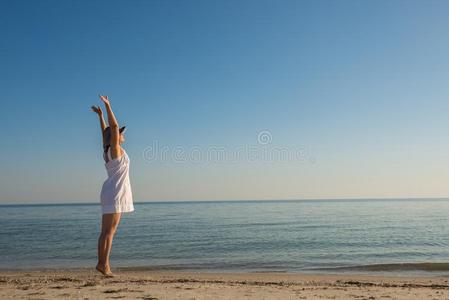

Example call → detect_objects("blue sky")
2 0 449 204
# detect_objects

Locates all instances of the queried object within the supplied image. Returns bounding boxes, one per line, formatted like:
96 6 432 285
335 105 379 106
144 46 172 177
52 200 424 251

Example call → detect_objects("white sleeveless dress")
100 148 134 214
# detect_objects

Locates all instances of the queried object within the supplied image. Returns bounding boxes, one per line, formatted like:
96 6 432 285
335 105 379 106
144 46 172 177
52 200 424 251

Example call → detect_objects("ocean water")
1 199 449 275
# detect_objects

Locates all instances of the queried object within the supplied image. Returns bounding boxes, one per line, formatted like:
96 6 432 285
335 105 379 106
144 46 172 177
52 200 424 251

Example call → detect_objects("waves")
312 262 449 272
3 199 449 274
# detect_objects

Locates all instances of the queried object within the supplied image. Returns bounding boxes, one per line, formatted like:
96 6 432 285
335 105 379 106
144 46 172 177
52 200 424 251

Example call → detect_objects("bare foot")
96 263 115 277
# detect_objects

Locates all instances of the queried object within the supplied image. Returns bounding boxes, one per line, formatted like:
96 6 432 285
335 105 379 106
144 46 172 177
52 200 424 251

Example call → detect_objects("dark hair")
103 126 126 151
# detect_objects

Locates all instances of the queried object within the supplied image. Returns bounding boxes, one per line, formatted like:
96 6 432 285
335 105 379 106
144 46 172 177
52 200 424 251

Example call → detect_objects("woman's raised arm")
91 105 107 138
99 95 123 158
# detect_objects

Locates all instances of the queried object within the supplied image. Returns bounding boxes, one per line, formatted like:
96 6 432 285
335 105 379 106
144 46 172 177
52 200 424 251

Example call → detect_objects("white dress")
100 148 134 214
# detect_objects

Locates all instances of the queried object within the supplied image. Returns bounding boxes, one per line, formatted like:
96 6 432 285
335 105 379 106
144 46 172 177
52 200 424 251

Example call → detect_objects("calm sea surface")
1 199 449 275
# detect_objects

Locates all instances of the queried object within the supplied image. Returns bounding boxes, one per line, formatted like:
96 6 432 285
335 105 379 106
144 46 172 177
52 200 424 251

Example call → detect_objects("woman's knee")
101 213 121 236
101 227 117 238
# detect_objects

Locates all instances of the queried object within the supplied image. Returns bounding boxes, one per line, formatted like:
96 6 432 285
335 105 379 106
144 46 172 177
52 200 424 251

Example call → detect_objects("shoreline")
3 261 449 277
2 268 449 299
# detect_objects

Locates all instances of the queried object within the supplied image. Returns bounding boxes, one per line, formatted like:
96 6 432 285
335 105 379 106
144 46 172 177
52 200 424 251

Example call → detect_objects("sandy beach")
2 268 449 299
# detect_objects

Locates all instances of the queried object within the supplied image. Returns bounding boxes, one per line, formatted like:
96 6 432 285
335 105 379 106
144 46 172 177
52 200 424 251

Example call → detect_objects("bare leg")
96 213 121 276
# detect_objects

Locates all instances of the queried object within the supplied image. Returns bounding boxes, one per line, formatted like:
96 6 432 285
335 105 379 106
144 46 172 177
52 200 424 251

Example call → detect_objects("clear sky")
2 0 449 204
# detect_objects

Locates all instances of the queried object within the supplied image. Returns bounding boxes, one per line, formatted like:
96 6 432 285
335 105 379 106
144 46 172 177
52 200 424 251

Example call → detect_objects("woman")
91 95 134 277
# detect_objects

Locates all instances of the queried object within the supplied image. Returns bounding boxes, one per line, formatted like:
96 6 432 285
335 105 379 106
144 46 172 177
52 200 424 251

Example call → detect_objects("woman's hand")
99 94 110 106
91 105 103 116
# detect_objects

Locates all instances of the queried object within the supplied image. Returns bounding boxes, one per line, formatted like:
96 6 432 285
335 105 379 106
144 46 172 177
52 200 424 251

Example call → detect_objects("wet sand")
2 268 449 299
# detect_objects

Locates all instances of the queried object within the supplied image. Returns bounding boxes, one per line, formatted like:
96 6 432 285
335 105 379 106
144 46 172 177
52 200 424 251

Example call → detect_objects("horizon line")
2 197 449 206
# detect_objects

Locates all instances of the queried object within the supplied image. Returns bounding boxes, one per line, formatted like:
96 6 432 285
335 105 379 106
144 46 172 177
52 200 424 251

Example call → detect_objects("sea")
1 199 449 276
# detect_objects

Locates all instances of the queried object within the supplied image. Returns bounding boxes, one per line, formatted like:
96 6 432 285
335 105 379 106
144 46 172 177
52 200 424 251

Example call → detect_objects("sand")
2 268 449 299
